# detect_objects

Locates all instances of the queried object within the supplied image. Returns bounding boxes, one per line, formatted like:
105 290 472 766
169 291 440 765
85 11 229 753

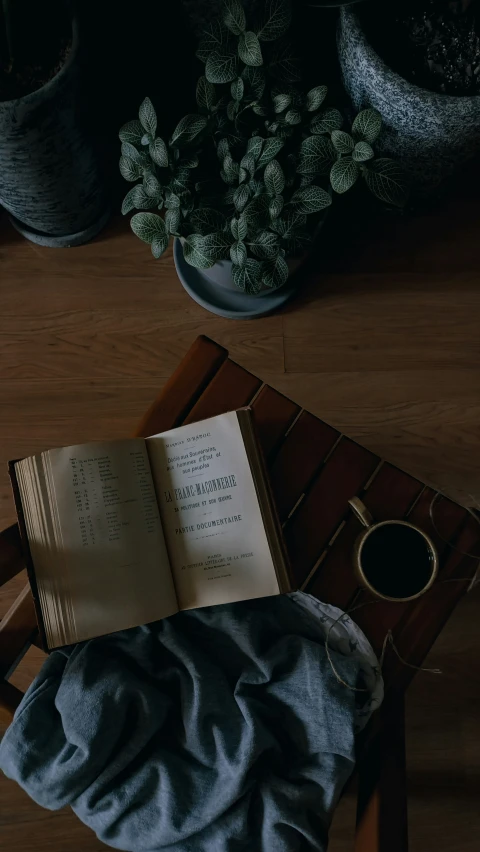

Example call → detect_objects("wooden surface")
1 177 480 851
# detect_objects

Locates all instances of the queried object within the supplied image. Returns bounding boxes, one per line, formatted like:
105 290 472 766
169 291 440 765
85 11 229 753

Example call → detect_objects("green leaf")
305 85 327 112
217 138 230 161
119 156 142 182
257 0 291 42
252 103 266 116
165 208 181 234
189 207 226 235
227 100 238 121
119 120 144 145
172 169 191 192
352 140 374 163
352 108 382 144
311 108 343 134
206 51 238 84
238 32 263 67
231 214 248 241
143 173 162 198
257 137 284 168
232 258 263 294
230 240 247 265
130 212 166 244
331 130 354 154
262 254 289 289
298 135 336 176
264 159 285 196
141 133 151 146
363 158 409 207
244 194 269 227
240 153 256 179
291 185 332 213
149 137 169 168
139 97 157 137
183 232 229 268
330 157 360 194
233 183 251 212
273 93 291 113
269 41 300 83
196 76 216 112
179 155 199 169
197 20 230 62
246 135 264 161
230 77 244 102
121 141 146 165
249 230 279 259
170 114 208 148
249 178 264 197
224 0 246 35
284 109 301 125
272 210 306 236
121 185 156 215
223 154 240 183
151 232 169 259
242 65 265 97
269 195 284 219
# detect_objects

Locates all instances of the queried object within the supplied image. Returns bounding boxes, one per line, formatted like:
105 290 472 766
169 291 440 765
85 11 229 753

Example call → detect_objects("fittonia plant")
120 0 408 294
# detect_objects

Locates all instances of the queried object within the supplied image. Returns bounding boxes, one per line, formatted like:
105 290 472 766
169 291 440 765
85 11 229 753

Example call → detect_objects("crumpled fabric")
0 592 382 852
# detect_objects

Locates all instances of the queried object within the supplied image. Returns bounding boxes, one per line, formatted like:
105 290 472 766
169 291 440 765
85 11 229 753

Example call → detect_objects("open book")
11 410 290 650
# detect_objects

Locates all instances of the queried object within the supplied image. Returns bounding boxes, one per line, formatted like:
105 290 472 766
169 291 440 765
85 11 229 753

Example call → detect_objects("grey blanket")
0 593 382 852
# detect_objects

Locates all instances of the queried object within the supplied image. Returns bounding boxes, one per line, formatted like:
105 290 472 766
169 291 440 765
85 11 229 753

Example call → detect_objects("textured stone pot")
0 19 109 246
338 7 480 193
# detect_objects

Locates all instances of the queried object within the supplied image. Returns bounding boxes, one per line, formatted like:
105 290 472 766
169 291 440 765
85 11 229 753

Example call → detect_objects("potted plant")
338 0 480 193
120 0 407 318
0 0 109 246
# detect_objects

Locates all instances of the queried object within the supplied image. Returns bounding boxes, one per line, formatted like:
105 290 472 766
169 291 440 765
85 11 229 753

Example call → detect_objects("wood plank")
353 489 467 653
384 512 480 691
0 524 24 587
0 585 36 680
283 274 480 373
135 336 227 437
184 359 262 424
250 385 300 461
0 680 23 727
307 464 424 612
260 369 480 508
269 411 339 523
284 437 379 588
0 314 283 379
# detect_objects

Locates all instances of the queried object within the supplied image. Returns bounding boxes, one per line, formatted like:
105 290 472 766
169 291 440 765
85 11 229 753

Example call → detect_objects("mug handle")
348 497 373 528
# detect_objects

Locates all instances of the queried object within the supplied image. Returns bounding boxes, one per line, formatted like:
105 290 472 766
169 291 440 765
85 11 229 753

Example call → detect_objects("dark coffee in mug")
359 523 435 600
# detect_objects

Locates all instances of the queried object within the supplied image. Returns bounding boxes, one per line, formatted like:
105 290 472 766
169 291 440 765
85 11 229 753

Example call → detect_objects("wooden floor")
1 176 479 850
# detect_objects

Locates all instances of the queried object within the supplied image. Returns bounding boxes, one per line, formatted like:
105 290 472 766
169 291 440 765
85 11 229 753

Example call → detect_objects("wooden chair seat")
2 335 479 850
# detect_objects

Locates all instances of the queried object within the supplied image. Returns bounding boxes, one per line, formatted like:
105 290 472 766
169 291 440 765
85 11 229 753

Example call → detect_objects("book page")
146 412 280 610
40 439 178 644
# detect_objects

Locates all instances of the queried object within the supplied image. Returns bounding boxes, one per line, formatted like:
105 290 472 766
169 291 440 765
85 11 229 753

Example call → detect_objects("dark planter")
338 7 480 193
0 19 109 246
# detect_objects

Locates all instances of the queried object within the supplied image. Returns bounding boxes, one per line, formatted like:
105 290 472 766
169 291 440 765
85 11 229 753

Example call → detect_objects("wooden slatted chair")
1 335 479 852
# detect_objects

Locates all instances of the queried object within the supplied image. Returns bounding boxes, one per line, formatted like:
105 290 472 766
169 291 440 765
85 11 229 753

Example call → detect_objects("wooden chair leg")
355 691 408 852
0 585 37 679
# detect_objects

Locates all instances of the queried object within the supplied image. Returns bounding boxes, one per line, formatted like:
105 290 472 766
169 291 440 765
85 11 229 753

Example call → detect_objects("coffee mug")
348 497 439 602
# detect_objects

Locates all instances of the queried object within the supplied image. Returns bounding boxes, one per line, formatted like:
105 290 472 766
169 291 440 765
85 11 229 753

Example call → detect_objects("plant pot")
338 7 480 193
173 216 324 320
0 19 109 247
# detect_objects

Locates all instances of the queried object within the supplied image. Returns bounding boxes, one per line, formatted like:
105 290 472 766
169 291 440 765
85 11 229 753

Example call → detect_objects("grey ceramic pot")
173 236 317 320
338 7 480 193
0 19 109 246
